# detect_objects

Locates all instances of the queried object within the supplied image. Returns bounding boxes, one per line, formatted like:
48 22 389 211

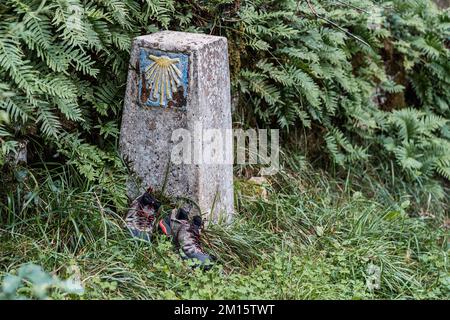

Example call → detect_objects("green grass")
0 158 448 299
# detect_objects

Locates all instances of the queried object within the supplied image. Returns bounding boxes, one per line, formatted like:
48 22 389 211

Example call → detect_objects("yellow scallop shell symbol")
145 55 181 105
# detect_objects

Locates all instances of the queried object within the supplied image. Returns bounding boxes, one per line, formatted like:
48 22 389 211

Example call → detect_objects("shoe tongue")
176 208 189 220
140 193 161 211
192 215 202 228
140 192 153 205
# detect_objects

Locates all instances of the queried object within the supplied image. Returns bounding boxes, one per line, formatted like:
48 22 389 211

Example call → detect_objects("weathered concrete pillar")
120 31 234 222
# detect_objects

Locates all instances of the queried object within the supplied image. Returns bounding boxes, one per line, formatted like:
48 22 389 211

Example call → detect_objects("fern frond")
0 33 37 94
36 103 61 138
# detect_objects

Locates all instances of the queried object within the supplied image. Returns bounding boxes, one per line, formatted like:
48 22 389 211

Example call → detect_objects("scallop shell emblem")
145 55 182 106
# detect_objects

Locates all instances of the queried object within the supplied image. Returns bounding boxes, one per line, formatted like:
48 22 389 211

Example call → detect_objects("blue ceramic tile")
138 48 189 109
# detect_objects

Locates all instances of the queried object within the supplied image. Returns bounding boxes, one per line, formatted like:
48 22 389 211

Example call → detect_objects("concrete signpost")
120 31 234 222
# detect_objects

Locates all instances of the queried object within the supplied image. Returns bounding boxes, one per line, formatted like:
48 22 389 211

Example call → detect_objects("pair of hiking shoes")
125 190 215 270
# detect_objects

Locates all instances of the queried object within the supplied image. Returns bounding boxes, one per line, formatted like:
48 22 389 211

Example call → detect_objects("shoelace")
187 223 204 252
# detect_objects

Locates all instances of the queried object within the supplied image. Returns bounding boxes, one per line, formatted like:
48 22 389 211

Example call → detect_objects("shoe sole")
128 227 152 242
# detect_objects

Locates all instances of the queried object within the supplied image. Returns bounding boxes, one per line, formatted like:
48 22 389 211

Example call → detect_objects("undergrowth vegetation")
0 158 448 299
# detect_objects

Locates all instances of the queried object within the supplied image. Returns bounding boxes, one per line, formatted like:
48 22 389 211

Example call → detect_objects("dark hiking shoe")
159 208 215 270
125 190 161 242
